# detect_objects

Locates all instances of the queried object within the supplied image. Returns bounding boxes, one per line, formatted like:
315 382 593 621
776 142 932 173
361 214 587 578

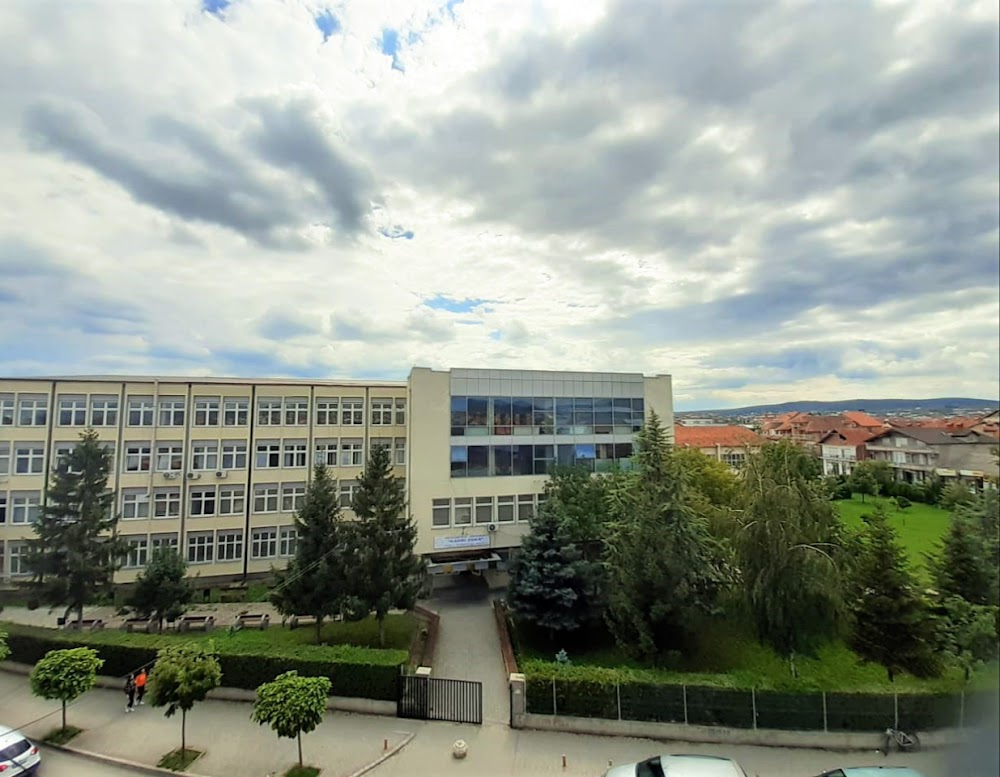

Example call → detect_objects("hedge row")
2 624 404 701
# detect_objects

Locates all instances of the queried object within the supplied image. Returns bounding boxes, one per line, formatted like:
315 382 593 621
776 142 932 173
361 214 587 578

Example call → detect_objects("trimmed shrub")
684 686 754 728
753 691 826 731
825 692 895 731
619 682 686 723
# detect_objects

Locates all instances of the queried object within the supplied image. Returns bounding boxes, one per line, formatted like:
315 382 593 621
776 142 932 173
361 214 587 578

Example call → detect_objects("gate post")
509 673 526 729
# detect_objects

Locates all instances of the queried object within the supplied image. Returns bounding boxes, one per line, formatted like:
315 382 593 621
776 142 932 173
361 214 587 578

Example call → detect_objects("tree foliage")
252 670 331 768
351 445 425 647
29 647 103 731
148 643 222 754
760 440 822 481
27 429 128 624
128 547 192 630
930 595 999 681
939 481 976 511
672 446 741 540
929 511 997 607
847 459 894 502
540 465 611 543
0 629 8 663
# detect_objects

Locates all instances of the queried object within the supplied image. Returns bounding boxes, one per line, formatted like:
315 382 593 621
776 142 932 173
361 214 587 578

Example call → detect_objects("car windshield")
0 738 30 762
637 757 666 777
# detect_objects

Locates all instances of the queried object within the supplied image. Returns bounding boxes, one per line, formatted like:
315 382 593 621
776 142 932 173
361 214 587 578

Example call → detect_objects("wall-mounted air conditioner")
187 472 201 480
215 470 227 478
163 471 178 480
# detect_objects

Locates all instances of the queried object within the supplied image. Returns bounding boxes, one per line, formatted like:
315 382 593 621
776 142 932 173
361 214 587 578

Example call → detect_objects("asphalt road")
33 748 148 777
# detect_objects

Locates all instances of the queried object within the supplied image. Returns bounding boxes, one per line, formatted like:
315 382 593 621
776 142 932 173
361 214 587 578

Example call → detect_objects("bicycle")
882 727 921 755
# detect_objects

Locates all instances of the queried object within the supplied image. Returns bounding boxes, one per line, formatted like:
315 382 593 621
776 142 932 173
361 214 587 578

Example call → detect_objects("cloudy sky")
0 0 997 410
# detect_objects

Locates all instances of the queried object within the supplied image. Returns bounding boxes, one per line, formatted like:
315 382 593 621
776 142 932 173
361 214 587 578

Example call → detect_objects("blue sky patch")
424 295 488 313
202 0 230 16
489 330 502 341
380 29 405 72
378 225 415 240
445 0 464 18
314 10 339 42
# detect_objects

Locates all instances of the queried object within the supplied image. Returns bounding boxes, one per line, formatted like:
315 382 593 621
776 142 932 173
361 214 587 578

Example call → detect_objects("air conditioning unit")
187 472 201 480
163 471 178 480
215 470 227 478
487 523 497 533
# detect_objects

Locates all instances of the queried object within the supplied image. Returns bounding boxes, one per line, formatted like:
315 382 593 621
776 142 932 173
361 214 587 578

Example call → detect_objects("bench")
122 618 160 634
177 615 215 633
235 613 270 631
61 618 105 631
286 614 318 630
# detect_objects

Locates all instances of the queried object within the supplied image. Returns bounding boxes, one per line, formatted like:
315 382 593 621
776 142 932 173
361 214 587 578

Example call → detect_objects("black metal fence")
398 675 483 725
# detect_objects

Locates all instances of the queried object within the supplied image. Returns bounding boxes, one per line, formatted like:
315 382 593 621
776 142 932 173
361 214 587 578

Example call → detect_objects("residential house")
818 429 873 476
673 424 765 470
864 427 999 491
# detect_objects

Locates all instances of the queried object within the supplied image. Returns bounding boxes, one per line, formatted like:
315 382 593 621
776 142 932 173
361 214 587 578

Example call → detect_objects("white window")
0 394 14 426
11 492 41 524
192 442 219 470
151 533 179 552
339 439 363 467
219 485 245 515
255 441 280 468
128 396 154 426
284 398 309 426
90 396 119 427
453 497 472 526
216 530 243 561
281 483 306 513
50 443 79 475
187 532 214 564
153 489 181 518
58 395 88 426
279 527 298 556
341 397 363 426
0 493 6 523
223 397 249 426
475 496 494 524
371 437 392 456
156 442 183 472
432 498 450 527
497 495 515 523
394 438 406 466
8 542 31 575
371 399 393 425
315 398 338 425
221 441 247 469
251 528 277 559
194 396 220 426
395 398 406 426
253 484 279 513
283 440 307 468
15 443 45 475
124 442 152 472
190 487 217 517
18 396 48 426
158 397 185 427
339 480 359 509
124 537 149 568
257 398 282 425
122 488 151 520
0 442 8 475
314 440 338 467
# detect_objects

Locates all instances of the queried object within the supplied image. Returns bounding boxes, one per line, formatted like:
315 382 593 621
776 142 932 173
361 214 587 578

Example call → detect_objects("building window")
124 537 149 568
223 397 249 426
497 495 515 523
253 484 279 513
221 441 247 470
316 398 339 425
255 441 281 468
721 452 745 469
453 497 472 526
124 443 152 472
283 441 307 468
128 397 154 426
395 398 406 426
279 527 298 557
216 530 243 562
394 438 406 466
371 399 393 425
153 489 181 518
468 446 489 477
8 542 31 575
0 394 14 426
190 487 217 517
155 443 183 472
90 396 119 427
187 532 214 564
475 496 494 524
281 483 306 513
58 396 88 426
257 398 282 425
0 493 6 523
371 437 392 456
194 397 220 426
14 443 45 475
341 397 363 426
339 439 363 467
11 492 41 524
151 534 179 552
158 397 186 427
432 498 450 527
284 398 309 426
122 489 150 520
0 442 8 476
219 485 245 515
53 443 82 475
339 480 358 509
251 528 277 559
450 446 467 477
18 396 48 427
192 442 219 471
517 494 535 523
314 440 338 467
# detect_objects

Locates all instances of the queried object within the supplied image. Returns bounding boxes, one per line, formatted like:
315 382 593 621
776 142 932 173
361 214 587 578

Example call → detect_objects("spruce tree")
351 445 424 647
27 428 127 624
128 546 192 630
929 513 995 606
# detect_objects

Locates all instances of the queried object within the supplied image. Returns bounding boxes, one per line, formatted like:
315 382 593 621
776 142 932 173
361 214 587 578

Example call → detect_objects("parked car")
603 753 749 777
0 724 41 775
811 768 927 777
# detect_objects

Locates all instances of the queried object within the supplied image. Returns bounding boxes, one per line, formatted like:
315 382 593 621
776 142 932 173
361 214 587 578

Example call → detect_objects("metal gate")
397 675 483 725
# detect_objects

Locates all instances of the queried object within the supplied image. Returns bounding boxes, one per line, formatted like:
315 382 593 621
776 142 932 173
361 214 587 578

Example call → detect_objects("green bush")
753 691 825 731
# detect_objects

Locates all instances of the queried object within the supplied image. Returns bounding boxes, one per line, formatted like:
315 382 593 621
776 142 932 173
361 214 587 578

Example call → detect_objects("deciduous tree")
148 643 222 755
251 670 332 768
29 647 103 731
128 547 192 631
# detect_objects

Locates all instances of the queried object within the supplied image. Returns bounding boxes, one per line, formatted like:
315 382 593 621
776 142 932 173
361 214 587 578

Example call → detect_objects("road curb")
38 740 213 777
343 731 417 777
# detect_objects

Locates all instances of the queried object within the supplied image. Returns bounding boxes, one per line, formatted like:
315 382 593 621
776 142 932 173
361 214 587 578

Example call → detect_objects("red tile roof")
674 425 766 448
818 428 875 447
840 411 884 428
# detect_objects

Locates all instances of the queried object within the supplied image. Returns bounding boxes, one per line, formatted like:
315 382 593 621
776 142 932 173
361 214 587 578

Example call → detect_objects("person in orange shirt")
135 668 148 706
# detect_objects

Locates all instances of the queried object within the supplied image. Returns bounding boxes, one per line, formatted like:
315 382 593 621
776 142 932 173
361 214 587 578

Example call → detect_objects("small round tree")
251 671 331 769
148 643 222 761
29 647 104 733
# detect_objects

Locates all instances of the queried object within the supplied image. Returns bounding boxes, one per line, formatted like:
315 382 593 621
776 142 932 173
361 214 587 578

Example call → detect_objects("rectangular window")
124 537 149 568
127 396 154 426
493 397 512 434
475 496 494 524
0 394 14 426
18 396 48 426
151 534 179 552
187 532 214 564
58 395 88 426
53 443 81 475
533 397 554 434
371 399 393 425
453 497 472 526
218 485 246 515
257 398 282 425
450 445 467 477
155 442 183 472
0 442 7 476
468 445 489 477
314 439 338 467
497 495 515 523
284 398 309 426
512 397 533 431
281 483 306 513
190 487 217 517
194 396 221 426
221 441 247 470
14 443 45 475
90 396 119 427
493 445 512 476
216 530 243 562
517 494 535 523
395 398 406 426
255 441 281 468
0 493 6 523
394 438 406 466
339 439 363 467
341 397 363 425
467 396 488 431
153 489 181 518
279 527 298 557
8 542 30 575
251 528 277 559
122 488 151 520
371 437 392 456
450 396 467 435
192 442 219 470
339 480 358 509
315 398 339 425
11 491 41 524
432 498 451 527
124 442 152 472
282 440 307 468
158 397 186 427
223 397 249 426
253 484 279 513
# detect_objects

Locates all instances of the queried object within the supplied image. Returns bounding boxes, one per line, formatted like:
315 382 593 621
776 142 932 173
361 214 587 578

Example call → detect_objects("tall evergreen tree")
271 465 353 643
27 429 128 624
541 465 610 544
929 512 995 607
128 546 192 630
351 445 424 647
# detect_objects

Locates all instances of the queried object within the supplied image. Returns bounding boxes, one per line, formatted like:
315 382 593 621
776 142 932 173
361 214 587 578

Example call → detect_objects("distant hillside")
686 398 999 417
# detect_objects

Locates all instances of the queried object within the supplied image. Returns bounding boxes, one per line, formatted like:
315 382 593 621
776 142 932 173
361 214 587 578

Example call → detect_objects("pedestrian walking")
136 668 148 705
124 673 136 713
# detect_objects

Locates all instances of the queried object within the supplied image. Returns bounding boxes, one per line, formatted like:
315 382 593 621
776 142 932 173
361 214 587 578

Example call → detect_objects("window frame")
58 396 88 427
153 489 181 518
155 442 183 472
221 440 248 470
189 486 217 517
218 485 246 515
223 397 249 426
257 398 282 426
18 396 48 427
158 397 186 427
253 484 279 513
284 398 309 426
216 530 244 562
251 527 278 559
255 441 281 469
279 527 298 557
191 441 219 471
186 532 214 564
315 398 339 425
371 399 393 426
124 442 152 473
341 397 364 426
14 443 45 475
281 483 306 513
127 397 155 427
282 440 307 468
121 488 151 520
90 396 119 427
194 396 221 426
11 491 42 524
